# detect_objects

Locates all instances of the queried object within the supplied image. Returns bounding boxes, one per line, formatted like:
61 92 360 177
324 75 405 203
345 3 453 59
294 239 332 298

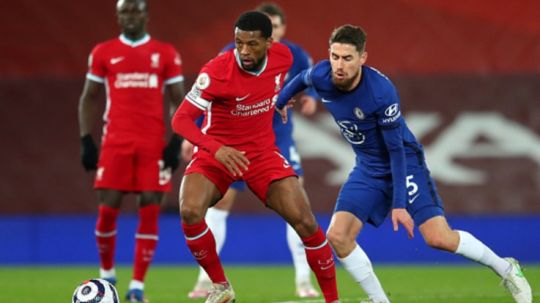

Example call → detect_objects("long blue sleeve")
276 69 310 110
381 125 407 208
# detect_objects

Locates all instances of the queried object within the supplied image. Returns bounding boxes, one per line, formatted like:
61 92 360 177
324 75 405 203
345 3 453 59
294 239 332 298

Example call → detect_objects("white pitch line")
271 292 540 303
272 298 361 303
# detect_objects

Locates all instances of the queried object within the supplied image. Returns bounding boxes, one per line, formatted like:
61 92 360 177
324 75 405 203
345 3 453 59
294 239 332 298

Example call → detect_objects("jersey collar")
233 49 268 76
119 34 151 47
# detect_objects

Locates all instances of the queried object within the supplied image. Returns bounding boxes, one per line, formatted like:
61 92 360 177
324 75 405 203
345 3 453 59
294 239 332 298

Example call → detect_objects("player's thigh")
134 144 170 192
405 168 445 226
185 154 236 197
244 149 297 203
418 215 452 239
265 177 317 237
335 170 391 228
95 145 135 191
180 173 223 223
212 187 239 210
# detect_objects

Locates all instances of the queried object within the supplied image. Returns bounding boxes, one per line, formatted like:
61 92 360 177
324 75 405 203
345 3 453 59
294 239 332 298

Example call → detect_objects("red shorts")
94 135 170 192
184 148 297 202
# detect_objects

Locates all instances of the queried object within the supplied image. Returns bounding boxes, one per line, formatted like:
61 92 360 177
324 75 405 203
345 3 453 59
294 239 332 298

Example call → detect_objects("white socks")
100 268 116 279
128 279 144 290
339 244 389 302
286 223 311 286
196 208 230 283
455 230 510 277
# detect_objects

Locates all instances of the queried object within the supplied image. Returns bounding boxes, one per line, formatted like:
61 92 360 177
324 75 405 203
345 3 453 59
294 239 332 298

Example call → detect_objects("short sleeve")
163 45 184 85
185 69 216 111
86 45 106 83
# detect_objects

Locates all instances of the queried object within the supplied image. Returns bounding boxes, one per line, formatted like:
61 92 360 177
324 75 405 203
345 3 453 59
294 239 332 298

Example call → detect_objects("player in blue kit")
183 2 320 299
276 24 532 303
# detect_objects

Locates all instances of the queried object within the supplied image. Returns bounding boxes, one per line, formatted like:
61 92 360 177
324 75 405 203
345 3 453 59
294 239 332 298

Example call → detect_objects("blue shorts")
334 161 444 227
229 136 303 192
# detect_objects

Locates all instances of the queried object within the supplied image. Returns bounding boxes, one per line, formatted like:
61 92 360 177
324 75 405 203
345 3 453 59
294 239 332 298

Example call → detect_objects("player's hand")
80 134 98 171
163 135 182 172
276 98 296 124
299 95 317 116
391 208 415 239
215 146 250 177
181 140 194 162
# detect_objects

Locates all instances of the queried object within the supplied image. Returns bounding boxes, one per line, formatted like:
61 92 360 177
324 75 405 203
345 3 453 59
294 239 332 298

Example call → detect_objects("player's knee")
326 229 349 254
179 203 205 224
290 215 317 237
424 232 452 251
138 195 162 208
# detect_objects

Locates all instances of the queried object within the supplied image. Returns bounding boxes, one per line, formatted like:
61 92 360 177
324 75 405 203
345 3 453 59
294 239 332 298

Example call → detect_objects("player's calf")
302 227 339 303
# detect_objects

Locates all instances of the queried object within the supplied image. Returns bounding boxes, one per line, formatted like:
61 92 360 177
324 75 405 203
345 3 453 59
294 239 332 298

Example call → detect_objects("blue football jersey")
277 60 424 208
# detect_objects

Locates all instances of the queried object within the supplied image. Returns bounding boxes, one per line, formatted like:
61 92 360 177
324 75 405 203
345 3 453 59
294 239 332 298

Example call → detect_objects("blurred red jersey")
87 34 183 142
183 42 292 153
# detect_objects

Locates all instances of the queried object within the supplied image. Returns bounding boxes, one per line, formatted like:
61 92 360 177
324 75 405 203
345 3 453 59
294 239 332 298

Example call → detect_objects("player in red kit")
78 0 185 302
172 11 339 303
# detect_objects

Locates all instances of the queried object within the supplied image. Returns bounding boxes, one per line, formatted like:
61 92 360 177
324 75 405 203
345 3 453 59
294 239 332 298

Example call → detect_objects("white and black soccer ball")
72 279 119 303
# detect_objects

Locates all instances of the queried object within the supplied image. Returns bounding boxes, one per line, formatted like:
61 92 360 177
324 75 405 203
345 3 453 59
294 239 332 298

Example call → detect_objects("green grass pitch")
1 265 538 302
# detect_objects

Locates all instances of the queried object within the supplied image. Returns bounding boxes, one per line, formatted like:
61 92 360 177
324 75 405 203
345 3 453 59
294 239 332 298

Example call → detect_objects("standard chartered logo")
115 73 158 88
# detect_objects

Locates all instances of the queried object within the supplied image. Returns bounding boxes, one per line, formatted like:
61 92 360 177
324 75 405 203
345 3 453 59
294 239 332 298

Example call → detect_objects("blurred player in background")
276 24 533 303
78 0 185 302
182 2 320 299
172 11 339 303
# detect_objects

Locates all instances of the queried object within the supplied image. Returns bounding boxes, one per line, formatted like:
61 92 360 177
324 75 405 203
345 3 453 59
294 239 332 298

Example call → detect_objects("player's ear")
266 37 273 48
360 51 368 64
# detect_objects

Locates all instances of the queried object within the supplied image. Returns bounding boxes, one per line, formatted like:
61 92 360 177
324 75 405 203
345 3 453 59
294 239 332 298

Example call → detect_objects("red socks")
95 205 119 271
132 204 160 282
183 220 228 284
302 227 339 303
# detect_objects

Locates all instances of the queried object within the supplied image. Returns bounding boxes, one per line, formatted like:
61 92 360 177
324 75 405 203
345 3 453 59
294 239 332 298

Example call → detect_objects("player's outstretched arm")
276 69 311 123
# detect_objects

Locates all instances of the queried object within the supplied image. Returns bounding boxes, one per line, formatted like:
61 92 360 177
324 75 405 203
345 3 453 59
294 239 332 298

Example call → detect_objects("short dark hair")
256 2 286 24
116 0 148 12
234 11 273 39
329 24 367 53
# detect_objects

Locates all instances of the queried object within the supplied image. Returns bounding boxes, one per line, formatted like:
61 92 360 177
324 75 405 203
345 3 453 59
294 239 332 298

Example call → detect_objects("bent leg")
285 177 318 297
420 216 510 275
190 187 238 298
266 177 338 303
180 173 229 285
327 211 389 303
420 215 532 303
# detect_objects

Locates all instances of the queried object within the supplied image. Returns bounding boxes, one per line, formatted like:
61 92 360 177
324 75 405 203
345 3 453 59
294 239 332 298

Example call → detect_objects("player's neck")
119 32 150 47
121 31 148 42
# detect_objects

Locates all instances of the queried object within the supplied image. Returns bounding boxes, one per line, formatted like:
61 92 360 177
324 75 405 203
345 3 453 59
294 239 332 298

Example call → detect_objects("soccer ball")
72 279 119 303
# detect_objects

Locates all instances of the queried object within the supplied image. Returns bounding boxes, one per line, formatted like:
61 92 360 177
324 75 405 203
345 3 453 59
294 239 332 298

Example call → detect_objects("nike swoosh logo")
110 57 124 64
408 194 420 204
235 94 250 101
321 98 333 103
320 264 334 270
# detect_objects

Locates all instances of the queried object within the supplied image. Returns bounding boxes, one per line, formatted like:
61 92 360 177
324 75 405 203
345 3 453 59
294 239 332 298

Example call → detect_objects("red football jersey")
87 34 183 140
185 42 292 153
